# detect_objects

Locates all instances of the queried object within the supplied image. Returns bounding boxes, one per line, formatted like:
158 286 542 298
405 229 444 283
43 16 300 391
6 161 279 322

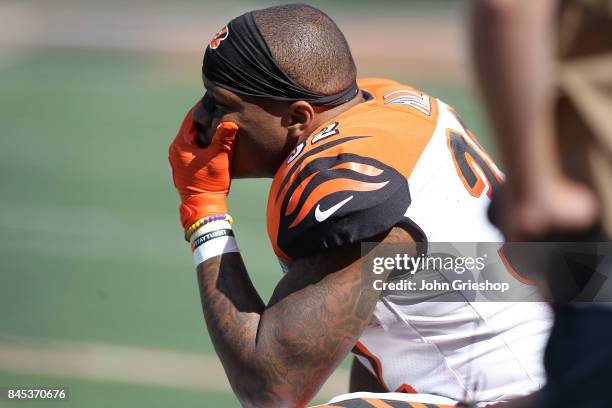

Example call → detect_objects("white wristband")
190 220 240 267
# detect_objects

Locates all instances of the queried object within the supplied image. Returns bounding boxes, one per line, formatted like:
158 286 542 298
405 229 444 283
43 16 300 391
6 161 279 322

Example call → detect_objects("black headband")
202 12 359 106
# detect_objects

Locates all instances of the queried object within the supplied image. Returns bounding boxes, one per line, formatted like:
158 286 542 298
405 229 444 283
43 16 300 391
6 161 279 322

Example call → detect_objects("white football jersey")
354 99 552 404
267 79 552 404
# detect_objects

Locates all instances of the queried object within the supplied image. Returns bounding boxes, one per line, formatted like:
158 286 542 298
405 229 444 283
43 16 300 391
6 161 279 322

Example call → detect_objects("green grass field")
0 49 491 407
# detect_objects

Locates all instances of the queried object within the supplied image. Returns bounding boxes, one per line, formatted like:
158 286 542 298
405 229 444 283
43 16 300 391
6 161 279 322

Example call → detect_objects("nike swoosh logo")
314 195 354 222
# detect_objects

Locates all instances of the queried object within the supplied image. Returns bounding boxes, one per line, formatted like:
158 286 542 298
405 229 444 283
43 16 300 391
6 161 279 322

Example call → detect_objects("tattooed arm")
196 226 412 407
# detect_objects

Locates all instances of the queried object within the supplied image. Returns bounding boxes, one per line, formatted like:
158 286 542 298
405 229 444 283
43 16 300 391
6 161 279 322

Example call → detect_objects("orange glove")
168 107 238 233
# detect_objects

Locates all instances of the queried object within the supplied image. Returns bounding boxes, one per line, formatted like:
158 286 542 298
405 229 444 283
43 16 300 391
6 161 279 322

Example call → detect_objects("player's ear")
287 101 315 139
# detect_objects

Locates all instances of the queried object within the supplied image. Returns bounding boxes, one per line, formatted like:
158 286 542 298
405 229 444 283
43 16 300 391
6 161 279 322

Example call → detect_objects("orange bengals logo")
209 26 229 49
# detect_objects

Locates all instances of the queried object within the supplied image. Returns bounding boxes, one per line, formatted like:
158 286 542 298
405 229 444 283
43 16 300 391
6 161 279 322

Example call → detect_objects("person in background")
472 0 612 407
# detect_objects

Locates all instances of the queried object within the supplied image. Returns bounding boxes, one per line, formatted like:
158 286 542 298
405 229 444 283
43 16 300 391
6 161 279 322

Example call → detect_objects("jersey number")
447 129 502 198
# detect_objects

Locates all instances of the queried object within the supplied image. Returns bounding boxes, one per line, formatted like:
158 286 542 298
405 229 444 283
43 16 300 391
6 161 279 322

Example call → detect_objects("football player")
169 4 551 407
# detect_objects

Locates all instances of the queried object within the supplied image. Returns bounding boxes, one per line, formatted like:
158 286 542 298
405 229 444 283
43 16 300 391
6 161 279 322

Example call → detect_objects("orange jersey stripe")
330 161 384 177
286 171 320 216
363 398 396 408
288 178 389 228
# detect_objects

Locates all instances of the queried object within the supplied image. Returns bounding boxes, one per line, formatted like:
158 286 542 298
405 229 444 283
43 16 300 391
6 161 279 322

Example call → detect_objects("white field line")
0 336 349 400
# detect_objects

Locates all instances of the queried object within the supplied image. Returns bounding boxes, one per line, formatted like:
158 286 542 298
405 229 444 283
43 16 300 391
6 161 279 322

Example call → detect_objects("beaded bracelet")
185 213 234 241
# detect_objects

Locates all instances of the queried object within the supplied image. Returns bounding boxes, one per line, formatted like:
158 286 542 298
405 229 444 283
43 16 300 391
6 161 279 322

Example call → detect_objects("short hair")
252 4 357 96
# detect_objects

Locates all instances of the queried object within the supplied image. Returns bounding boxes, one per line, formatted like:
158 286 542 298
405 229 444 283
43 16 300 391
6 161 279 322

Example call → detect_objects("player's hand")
168 106 238 232
490 178 600 241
